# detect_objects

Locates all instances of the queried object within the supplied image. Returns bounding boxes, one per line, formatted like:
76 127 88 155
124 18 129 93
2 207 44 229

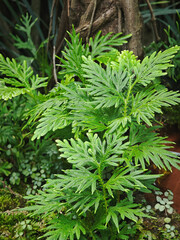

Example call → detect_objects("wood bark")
117 0 143 58
66 0 143 57
31 0 41 48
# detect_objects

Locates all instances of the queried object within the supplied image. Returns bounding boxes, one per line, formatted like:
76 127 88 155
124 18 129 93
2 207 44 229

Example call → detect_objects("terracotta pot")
158 125 180 213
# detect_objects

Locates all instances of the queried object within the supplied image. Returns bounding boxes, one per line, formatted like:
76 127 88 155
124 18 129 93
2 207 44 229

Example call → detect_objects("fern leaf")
43 216 86 240
66 191 102 214
58 26 88 81
0 55 33 88
128 125 180 170
0 87 28 100
82 57 127 109
0 54 48 98
106 199 148 232
32 107 70 140
30 74 48 89
131 89 180 125
89 31 131 58
25 96 66 125
54 168 98 194
134 46 180 86
56 132 128 170
105 167 160 194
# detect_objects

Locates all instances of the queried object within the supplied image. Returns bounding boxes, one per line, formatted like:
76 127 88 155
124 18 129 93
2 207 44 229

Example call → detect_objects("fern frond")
25 95 66 125
23 190 65 217
56 132 128 170
0 87 28 100
128 125 180 170
43 216 86 240
105 167 160 195
30 74 48 89
131 88 180 125
58 28 130 81
82 57 127 109
54 168 98 194
32 107 70 140
107 116 132 133
89 31 131 58
66 191 102 215
0 55 33 88
106 199 148 232
58 26 89 81
111 50 140 72
0 54 48 97
134 46 180 86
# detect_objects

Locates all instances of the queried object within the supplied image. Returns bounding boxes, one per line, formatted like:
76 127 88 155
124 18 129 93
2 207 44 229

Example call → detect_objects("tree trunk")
64 0 143 57
118 0 143 58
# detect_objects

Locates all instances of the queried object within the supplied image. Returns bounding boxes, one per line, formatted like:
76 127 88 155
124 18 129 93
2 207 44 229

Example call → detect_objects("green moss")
0 193 21 211
0 190 45 239
0 212 25 239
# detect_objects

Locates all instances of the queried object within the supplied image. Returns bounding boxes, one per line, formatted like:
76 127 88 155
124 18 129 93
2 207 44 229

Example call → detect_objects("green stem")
123 77 132 117
79 218 96 240
26 90 38 104
98 165 108 213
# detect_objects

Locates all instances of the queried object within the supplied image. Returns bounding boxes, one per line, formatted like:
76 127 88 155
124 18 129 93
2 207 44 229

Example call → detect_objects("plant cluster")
8 28 178 239
155 190 174 214
0 13 180 240
0 15 63 195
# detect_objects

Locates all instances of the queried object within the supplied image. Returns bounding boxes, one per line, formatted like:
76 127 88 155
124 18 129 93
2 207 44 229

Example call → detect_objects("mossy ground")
0 189 45 240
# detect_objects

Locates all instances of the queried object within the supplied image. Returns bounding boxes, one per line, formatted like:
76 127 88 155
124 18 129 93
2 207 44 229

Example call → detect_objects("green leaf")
0 87 28 100
56 132 128 170
89 31 131 58
82 57 127 109
32 107 71 140
43 216 86 240
134 46 180 86
106 199 148 231
131 89 180 125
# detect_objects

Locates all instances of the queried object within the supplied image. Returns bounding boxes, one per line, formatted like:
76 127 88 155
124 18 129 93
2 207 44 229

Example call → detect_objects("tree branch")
53 45 58 84
145 0 160 42
86 0 97 41
76 5 116 40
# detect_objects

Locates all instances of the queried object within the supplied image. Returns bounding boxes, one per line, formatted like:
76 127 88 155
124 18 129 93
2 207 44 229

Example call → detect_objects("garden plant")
1 20 180 239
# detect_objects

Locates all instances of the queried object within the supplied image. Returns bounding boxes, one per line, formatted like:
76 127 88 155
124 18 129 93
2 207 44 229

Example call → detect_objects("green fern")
11 13 38 58
127 124 180 170
89 31 131 59
43 216 86 240
20 29 180 239
24 132 157 239
0 54 47 100
58 26 131 81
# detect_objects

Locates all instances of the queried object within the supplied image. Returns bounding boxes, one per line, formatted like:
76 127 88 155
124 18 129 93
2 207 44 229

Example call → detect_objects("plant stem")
145 0 160 42
97 165 108 213
123 76 132 117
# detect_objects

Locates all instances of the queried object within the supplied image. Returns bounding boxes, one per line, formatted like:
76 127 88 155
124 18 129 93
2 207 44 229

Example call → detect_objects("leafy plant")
144 11 180 128
0 161 12 177
0 18 60 195
15 28 180 240
141 2 180 25
10 13 52 78
154 190 174 214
